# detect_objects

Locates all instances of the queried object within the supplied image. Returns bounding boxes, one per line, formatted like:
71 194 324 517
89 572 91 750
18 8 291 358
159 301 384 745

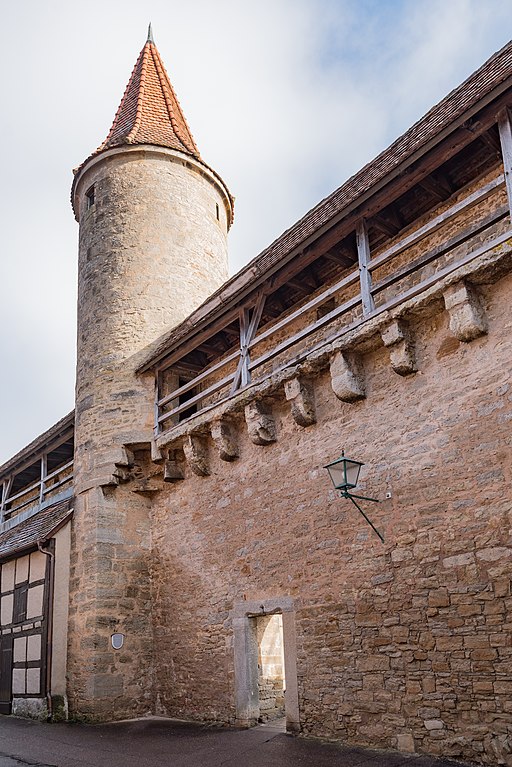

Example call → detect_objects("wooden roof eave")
0 412 75 483
137 62 512 375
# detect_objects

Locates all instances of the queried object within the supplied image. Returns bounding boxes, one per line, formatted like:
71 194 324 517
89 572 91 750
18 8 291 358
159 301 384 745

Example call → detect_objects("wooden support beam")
39 454 47 505
0 477 12 521
239 306 251 388
323 249 355 268
288 275 316 293
419 174 452 203
266 294 288 316
154 372 161 432
498 108 512 217
230 292 266 394
479 129 501 156
356 219 375 315
222 326 242 341
371 215 400 239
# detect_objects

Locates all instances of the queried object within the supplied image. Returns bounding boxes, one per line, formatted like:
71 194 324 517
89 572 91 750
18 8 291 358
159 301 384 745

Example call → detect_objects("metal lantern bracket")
340 489 384 543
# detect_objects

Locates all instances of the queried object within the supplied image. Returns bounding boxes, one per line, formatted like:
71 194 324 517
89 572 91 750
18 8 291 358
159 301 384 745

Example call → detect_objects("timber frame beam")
155 164 509 434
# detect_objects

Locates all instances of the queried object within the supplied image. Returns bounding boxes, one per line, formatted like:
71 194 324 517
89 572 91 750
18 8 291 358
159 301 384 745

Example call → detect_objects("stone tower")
68 28 233 720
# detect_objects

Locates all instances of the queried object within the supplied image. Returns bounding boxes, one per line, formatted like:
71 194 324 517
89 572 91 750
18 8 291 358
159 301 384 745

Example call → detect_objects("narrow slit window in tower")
85 185 95 210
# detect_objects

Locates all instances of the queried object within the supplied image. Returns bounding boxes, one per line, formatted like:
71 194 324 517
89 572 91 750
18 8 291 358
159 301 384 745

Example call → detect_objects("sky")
0 0 511 464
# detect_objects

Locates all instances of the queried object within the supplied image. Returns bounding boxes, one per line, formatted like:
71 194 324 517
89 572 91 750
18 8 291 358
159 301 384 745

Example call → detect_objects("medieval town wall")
149 267 512 764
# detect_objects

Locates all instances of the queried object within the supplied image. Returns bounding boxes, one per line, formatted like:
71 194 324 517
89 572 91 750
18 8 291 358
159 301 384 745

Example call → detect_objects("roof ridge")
126 42 150 144
149 42 198 155
97 45 145 152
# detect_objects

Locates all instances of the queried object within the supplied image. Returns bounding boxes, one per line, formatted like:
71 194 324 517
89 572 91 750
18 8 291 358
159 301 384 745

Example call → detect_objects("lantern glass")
324 455 363 490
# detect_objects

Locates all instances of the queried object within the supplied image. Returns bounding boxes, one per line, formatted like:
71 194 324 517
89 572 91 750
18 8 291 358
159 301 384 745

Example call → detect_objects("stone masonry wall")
149 269 512 764
69 147 231 719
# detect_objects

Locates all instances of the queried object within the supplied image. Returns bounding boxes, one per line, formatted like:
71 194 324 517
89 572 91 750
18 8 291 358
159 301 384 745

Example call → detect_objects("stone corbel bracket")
163 450 184 483
330 350 365 402
183 434 210 476
443 280 488 341
284 376 316 427
381 319 417 376
244 401 276 445
94 446 134 489
211 418 239 462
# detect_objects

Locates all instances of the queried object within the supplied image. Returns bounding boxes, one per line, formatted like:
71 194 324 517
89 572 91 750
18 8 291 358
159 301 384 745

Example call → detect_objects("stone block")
183 435 210 477
397 733 415 752
284 376 316 427
442 552 474 568
443 280 487 342
329 351 365 402
163 458 183 483
381 319 416 376
424 719 445 730
211 419 239 461
244 401 276 445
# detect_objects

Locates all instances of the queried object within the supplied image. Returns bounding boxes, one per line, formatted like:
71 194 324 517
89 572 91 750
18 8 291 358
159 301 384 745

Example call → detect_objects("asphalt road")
0 716 468 767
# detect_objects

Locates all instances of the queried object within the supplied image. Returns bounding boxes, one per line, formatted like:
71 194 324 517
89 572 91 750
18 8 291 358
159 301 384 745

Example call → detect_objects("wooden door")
0 636 13 714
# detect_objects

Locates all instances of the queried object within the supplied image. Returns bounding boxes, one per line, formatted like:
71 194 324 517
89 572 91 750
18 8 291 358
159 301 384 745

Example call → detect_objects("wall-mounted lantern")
324 451 384 543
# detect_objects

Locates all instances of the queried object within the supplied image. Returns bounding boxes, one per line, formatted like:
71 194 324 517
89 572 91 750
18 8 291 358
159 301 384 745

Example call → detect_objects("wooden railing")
0 458 74 522
154 170 510 438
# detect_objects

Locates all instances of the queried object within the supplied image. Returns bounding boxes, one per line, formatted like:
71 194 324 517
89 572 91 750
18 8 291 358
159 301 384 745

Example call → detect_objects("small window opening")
85 185 95 210
178 376 198 422
216 203 220 221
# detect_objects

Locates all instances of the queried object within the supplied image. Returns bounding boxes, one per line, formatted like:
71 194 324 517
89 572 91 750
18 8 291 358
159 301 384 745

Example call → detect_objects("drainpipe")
37 539 55 722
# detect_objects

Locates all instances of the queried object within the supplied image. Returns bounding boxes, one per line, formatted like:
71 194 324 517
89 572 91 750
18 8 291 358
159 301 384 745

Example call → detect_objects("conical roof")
72 29 234 225
98 28 199 158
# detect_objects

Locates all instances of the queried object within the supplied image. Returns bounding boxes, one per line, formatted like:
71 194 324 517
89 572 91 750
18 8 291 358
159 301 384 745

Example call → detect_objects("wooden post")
240 307 251 387
230 293 266 394
356 219 375 315
39 454 47 506
154 372 161 437
498 108 512 217
0 477 12 523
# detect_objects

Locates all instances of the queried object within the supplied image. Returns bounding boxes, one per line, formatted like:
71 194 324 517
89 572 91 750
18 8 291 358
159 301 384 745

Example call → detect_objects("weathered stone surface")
381 320 416 376
211 419 239 462
329 351 365 402
284 377 316 427
443 280 487 341
163 458 183 483
396 733 415 753
244 402 276 445
183 435 210 477
69 144 231 721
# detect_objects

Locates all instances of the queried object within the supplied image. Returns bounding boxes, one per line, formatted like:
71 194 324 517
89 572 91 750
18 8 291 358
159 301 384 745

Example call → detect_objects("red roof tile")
98 39 199 158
